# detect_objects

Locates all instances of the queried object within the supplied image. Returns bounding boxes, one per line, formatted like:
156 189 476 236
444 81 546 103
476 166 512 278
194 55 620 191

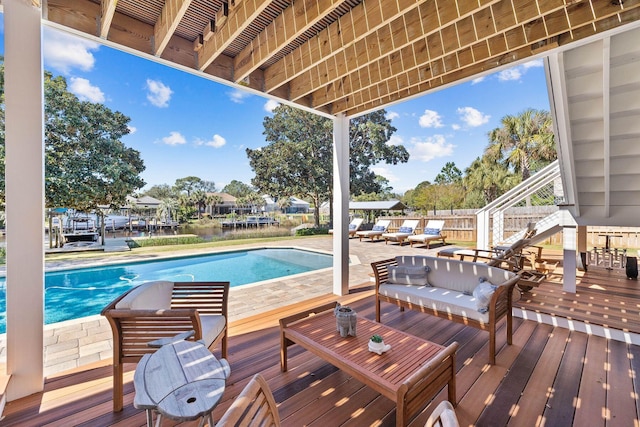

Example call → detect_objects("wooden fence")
376 207 640 249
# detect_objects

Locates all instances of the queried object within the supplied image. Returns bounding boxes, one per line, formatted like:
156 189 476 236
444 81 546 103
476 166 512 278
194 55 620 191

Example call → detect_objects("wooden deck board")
4 262 640 426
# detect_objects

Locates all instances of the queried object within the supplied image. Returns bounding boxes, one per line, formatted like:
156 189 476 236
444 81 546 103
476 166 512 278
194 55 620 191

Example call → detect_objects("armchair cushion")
115 281 173 310
200 314 227 348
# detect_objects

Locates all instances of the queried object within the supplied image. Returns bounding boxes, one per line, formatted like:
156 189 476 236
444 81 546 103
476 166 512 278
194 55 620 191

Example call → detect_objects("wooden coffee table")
280 302 458 426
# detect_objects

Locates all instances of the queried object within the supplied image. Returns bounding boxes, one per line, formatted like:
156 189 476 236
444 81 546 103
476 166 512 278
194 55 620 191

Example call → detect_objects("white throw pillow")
473 278 496 313
387 265 431 286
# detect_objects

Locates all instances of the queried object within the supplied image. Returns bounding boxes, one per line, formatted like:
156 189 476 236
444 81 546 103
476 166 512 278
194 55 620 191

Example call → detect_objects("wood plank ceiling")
41 0 640 117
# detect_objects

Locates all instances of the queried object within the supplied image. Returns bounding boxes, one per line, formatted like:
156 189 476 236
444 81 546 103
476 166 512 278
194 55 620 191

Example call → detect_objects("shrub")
127 236 205 248
295 227 329 236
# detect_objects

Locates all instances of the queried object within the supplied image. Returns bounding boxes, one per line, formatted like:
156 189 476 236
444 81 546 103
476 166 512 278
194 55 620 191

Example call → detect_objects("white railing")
476 160 563 249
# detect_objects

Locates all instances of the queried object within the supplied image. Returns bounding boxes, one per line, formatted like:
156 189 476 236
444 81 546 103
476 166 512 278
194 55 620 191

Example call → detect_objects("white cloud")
471 76 485 85
229 89 252 104
264 99 279 112
146 79 173 108
418 109 444 128
371 165 399 183
127 125 137 134
43 29 99 74
498 68 521 81
195 134 227 148
387 135 404 146
523 59 544 69
69 77 105 103
457 107 490 127
409 135 454 162
451 124 461 131
386 111 400 120
161 131 186 146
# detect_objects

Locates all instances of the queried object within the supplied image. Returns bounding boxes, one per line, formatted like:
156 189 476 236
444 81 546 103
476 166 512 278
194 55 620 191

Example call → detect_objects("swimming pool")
0 248 332 333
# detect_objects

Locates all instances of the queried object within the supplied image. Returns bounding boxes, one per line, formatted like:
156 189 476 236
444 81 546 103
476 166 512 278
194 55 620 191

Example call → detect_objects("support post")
4 0 46 399
562 226 577 293
332 115 349 296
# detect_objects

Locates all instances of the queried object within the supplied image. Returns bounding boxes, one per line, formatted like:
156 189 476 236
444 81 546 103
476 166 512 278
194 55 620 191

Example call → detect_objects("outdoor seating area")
407 220 447 249
4 258 640 426
356 219 391 242
382 219 420 246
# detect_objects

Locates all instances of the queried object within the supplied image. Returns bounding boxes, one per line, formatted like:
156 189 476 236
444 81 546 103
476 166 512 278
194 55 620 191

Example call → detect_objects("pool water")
0 248 332 333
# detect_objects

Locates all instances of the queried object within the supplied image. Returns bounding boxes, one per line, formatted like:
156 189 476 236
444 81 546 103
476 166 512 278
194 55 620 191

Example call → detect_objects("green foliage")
295 227 329 236
222 180 255 198
248 105 408 227
212 227 293 241
127 236 205 248
486 108 556 181
0 68 146 210
144 184 180 200
370 334 383 343
174 176 215 196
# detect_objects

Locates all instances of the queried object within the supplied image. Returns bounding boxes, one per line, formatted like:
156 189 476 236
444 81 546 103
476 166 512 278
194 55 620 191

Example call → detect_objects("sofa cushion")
394 255 515 295
388 265 431 286
473 279 496 313
115 281 174 310
378 283 489 324
200 314 226 348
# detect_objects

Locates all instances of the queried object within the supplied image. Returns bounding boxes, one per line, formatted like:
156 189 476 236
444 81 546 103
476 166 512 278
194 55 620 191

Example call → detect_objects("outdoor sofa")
371 255 519 364
101 280 229 411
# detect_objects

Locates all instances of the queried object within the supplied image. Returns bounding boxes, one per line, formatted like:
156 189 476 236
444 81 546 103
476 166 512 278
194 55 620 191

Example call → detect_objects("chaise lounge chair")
382 219 420 246
407 220 447 248
356 219 391 242
328 217 364 238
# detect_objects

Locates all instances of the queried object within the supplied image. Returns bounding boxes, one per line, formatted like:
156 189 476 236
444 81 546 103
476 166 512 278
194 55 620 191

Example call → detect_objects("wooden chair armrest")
402 342 458 390
105 308 200 319
279 301 337 329
370 258 398 291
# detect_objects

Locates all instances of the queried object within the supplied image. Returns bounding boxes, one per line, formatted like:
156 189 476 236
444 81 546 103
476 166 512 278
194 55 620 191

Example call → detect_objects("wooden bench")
101 281 229 412
280 302 458 426
372 256 519 364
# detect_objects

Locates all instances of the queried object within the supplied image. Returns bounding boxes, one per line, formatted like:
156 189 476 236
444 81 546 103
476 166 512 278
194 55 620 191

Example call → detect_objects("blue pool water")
0 248 332 333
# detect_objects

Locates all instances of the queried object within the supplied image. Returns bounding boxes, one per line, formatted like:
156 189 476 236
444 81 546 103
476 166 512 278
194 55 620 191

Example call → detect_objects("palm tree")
486 109 556 181
464 156 519 205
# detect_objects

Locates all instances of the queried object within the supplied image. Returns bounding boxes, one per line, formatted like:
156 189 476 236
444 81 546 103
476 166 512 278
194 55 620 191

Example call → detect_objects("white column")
332 115 349 295
476 210 490 250
4 0 45 399
562 226 577 293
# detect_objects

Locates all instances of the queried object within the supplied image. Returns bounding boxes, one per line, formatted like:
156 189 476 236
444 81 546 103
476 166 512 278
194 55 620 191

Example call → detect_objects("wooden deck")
4 263 640 426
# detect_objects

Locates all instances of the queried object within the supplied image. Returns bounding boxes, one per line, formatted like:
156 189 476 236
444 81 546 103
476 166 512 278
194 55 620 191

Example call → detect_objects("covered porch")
3 259 640 426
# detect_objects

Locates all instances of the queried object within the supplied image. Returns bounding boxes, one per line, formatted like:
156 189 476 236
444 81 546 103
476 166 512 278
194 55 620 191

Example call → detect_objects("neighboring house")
262 195 310 213
206 192 238 215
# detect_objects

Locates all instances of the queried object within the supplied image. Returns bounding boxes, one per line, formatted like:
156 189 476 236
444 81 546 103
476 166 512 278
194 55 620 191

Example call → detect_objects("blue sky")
1 19 551 195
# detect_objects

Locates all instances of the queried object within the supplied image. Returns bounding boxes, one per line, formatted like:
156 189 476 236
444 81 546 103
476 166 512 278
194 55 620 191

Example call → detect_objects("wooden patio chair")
216 373 281 427
101 280 229 412
425 400 459 427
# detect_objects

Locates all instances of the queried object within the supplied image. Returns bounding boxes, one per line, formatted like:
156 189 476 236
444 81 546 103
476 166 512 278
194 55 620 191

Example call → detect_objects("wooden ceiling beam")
99 0 117 39
336 6 640 116
263 0 427 94
154 0 193 57
233 0 347 84
287 0 505 103
197 0 272 71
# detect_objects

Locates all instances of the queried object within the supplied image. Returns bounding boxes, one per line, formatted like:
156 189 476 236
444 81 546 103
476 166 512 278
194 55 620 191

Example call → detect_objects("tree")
174 176 208 197
0 68 146 211
486 109 556 181
463 156 518 206
144 184 179 200
434 162 462 185
247 105 408 226
222 180 254 198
